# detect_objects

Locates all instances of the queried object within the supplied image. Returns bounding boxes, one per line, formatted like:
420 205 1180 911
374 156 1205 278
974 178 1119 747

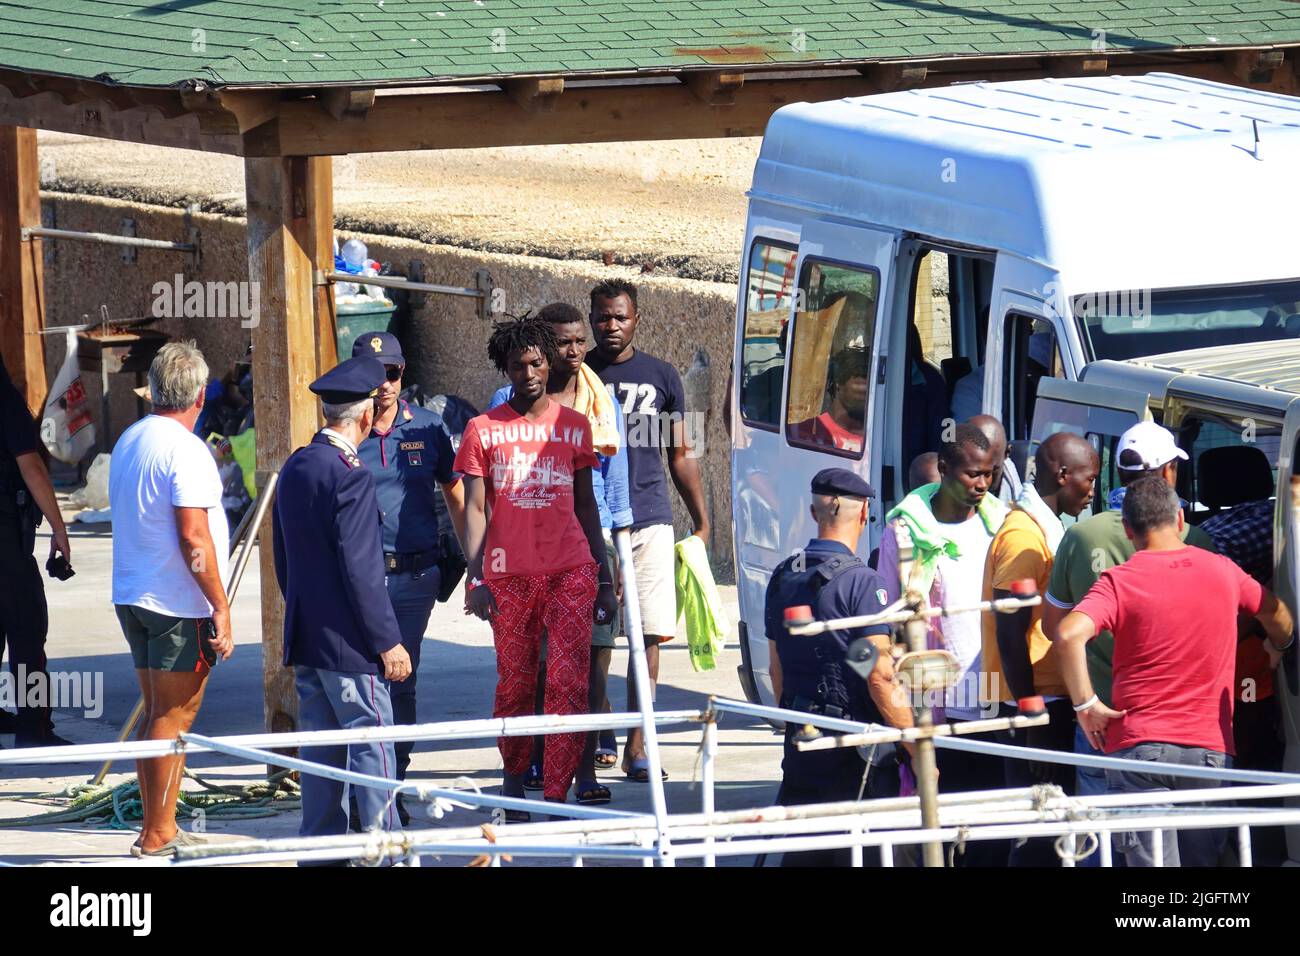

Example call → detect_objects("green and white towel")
674 535 728 673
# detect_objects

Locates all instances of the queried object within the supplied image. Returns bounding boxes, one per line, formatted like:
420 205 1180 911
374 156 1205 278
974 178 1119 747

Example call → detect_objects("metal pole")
894 525 944 868
325 271 482 300
1238 825 1253 867
21 225 196 253
226 471 278 600
702 716 717 867
613 527 671 863
9 710 705 768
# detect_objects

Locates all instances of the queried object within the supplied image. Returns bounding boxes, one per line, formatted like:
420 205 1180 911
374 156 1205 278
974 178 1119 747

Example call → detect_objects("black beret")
810 467 875 500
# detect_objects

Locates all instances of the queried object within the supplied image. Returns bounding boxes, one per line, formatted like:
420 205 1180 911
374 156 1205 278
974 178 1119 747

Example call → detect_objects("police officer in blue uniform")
763 468 916 866
350 332 465 818
272 356 412 855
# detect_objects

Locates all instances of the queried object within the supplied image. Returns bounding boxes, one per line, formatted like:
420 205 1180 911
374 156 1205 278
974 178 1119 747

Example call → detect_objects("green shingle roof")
1 0 1298 89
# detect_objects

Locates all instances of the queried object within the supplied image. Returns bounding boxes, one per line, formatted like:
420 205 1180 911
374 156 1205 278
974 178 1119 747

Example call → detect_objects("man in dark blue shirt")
587 280 709 782
352 332 465 816
764 468 916 865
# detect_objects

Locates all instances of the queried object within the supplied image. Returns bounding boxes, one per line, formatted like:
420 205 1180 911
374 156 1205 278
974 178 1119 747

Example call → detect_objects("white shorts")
628 523 677 642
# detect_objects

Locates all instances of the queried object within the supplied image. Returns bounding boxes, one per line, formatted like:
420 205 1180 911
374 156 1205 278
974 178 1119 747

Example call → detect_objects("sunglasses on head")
384 365 404 382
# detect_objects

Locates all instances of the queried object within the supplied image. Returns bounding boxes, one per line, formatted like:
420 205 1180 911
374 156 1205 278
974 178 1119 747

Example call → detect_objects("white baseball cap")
1116 420 1189 471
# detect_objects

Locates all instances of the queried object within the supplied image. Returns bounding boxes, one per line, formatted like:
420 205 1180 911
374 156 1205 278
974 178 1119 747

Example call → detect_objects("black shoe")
0 710 16 733
15 731 73 748
348 796 363 833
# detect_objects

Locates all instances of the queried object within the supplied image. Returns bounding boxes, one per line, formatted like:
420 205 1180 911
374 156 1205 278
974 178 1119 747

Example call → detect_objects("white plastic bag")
68 452 111 511
40 328 96 464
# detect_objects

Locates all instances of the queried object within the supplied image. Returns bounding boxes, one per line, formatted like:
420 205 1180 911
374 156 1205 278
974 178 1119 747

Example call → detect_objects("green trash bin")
335 300 398 363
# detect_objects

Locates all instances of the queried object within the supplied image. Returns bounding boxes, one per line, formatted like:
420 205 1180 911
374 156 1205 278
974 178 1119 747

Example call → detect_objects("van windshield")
1075 280 1300 362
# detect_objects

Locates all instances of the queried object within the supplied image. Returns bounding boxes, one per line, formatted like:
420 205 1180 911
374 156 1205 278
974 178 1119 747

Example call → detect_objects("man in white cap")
1041 421 1218 821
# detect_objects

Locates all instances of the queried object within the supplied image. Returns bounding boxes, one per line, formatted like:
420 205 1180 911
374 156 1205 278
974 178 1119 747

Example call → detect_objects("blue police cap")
309 356 386 404
352 330 404 365
810 467 875 500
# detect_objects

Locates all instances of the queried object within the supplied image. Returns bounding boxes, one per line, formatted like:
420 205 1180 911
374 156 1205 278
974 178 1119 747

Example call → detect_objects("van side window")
785 259 879 459
1175 414 1280 522
739 240 798 430
1003 312 1063 442
907 249 994 423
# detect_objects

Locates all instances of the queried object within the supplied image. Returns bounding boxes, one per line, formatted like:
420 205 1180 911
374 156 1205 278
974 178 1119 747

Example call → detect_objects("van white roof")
753 73 1300 293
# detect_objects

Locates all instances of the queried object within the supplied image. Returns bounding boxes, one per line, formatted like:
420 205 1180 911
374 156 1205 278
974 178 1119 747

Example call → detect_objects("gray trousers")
295 666 398 844
1106 741 1229 867
386 566 440 780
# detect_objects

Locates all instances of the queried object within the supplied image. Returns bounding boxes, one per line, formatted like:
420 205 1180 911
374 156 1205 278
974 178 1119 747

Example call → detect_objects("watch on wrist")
467 576 484 592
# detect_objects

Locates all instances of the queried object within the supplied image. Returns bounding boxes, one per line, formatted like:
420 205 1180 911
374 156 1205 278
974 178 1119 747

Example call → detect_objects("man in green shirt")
1042 422 1217 802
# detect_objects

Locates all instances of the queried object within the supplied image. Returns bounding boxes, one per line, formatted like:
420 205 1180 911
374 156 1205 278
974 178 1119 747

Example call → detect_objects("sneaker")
130 829 209 859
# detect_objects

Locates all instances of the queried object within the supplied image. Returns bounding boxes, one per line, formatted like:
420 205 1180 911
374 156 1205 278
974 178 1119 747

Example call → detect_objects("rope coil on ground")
0 769 300 830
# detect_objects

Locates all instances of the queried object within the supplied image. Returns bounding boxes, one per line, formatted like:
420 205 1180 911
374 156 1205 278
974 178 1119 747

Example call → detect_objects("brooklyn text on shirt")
477 420 588 451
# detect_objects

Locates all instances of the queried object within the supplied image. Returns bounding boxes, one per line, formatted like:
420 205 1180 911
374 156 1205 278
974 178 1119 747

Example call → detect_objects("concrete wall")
37 192 739 576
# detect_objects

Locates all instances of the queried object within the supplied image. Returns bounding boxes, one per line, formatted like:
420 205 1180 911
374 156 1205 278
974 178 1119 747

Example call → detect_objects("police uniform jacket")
357 399 457 555
764 538 894 791
272 432 401 674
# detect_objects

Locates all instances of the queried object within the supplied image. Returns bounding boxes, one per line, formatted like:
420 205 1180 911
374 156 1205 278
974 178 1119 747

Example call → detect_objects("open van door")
732 218 897 705
1272 397 1300 863
1029 378 1151 511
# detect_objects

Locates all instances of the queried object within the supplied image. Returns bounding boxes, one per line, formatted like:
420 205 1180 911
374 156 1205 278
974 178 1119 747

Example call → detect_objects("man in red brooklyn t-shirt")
1056 476 1294 867
456 315 619 813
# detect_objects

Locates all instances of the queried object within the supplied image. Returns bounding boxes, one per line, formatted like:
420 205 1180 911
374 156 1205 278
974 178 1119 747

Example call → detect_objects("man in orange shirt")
981 432 1098 864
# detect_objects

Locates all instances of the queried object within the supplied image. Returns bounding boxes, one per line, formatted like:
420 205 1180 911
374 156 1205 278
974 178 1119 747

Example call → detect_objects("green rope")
0 769 300 830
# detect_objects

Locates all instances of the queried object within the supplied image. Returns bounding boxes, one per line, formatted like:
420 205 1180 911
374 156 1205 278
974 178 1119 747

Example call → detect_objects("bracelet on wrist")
1275 632 1297 653
1073 694 1099 713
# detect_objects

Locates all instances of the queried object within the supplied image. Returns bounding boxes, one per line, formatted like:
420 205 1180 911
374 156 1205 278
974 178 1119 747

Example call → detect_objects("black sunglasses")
384 365 404 382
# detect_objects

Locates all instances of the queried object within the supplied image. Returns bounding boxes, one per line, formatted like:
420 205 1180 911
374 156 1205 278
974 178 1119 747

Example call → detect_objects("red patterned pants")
488 563 597 800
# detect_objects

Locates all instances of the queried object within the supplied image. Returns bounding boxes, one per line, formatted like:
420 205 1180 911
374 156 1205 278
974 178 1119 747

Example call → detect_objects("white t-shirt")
933 511 995 721
109 415 229 618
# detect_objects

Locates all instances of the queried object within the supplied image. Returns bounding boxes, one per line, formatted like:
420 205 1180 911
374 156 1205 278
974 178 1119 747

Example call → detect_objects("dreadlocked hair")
486 312 560 375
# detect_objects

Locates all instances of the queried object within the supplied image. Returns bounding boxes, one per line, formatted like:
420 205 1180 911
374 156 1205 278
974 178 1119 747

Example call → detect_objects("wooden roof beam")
683 70 745 106
1048 54 1109 77
319 87 375 120
1227 49 1287 85
858 63 928 92
503 77 564 112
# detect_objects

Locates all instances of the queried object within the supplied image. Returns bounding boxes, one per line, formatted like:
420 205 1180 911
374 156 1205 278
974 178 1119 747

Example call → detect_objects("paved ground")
0 502 782 867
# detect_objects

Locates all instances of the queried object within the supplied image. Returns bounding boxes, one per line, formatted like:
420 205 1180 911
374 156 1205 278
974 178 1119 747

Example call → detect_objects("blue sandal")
523 763 544 791
623 756 668 783
574 780 612 805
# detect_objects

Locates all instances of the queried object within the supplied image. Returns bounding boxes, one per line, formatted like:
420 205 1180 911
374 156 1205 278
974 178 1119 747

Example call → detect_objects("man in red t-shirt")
456 315 619 813
1056 476 1294 867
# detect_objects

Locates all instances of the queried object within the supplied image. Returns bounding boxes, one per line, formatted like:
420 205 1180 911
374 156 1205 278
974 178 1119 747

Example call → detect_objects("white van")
730 72 1300 705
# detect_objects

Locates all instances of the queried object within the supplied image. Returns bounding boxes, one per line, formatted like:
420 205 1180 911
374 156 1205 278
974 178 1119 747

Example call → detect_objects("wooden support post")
309 158 337 377
244 154 333 735
0 126 46 413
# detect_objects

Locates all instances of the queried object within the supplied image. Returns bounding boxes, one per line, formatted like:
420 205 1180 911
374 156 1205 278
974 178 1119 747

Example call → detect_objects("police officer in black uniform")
0 357 72 746
763 468 916 866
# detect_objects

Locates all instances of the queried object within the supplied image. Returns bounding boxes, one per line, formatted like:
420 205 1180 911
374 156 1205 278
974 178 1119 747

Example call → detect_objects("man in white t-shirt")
877 422 1009 865
108 341 232 859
